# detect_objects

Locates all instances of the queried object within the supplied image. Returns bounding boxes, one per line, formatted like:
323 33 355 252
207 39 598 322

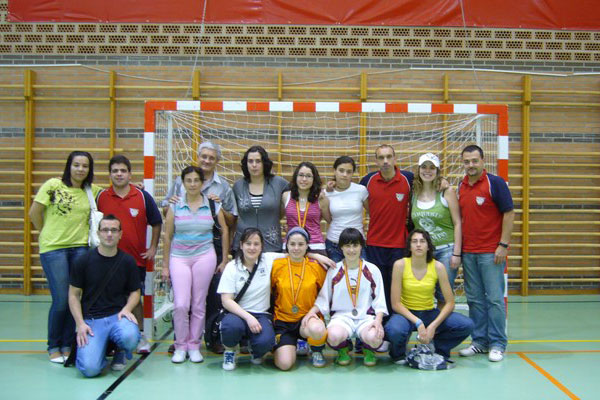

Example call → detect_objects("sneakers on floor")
49 352 65 364
363 349 377 367
393 357 407 365
188 349 204 363
136 335 151 354
171 349 187 363
111 351 127 371
296 339 309 356
336 347 351 366
311 351 327 368
458 344 487 357
222 350 236 371
488 348 505 362
250 354 264 365
376 341 390 353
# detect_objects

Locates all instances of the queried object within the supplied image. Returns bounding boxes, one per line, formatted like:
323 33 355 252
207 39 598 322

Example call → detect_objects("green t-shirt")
34 178 102 254
411 191 454 247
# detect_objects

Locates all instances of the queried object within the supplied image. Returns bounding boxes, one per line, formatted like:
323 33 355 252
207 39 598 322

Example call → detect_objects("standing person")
162 166 229 363
307 228 387 367
384 229 473 364
457 144 514 362
271 227 328 370
324 156 369 262
411 153 462 299
233 145 288 252
360 145 413 313
283 162 330 256
29 150 101 364
68 215 141 377
97 154 162 354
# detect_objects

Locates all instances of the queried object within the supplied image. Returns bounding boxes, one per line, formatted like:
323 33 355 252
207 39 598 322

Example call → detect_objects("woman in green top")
411 153 462 297
29 151 102 363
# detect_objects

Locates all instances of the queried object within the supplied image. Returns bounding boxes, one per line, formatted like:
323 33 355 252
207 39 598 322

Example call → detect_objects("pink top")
285 197 325 246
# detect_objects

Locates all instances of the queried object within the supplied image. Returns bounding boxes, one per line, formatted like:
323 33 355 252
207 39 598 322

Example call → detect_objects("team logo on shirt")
395 193 405 202
476 196 485 205
129 208 139 217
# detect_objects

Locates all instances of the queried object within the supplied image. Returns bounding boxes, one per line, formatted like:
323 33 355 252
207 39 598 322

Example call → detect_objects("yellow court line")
517 352 581 400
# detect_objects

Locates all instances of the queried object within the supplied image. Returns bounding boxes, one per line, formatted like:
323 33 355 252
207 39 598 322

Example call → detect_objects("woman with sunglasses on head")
29 151 101 364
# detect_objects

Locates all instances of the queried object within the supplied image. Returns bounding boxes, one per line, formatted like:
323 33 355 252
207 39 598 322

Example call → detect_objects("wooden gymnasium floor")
0 294 597 400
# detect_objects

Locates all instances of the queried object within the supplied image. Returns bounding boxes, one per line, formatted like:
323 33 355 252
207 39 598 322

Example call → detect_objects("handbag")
85 186 103 248
204 260 259 352
64 251 125 367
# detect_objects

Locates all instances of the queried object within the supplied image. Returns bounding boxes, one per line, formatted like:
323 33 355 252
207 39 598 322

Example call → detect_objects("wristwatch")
498 242 509 248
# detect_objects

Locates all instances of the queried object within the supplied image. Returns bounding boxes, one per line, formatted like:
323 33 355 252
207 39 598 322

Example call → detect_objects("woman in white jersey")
324 156 369 262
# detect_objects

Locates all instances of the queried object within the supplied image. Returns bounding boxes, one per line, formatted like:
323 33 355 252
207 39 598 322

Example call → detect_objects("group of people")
30 140 514 376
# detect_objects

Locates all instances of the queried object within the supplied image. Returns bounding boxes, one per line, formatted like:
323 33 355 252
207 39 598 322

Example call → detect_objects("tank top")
411 191 454 247
401 257 438 310
285 197 325 245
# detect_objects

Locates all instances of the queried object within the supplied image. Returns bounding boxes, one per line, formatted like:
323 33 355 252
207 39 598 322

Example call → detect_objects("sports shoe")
335 347 351 366
188 349 204 363
363 349 377 367
171 349 187 363
49 352 65 364
488 348 504 362
222 350 236 371
458 344 487 357
250 354 264 365
296 340 309 356
111 351 127 371
376 341 390 353
393 357 407 365
311 351 327 368
136 335 151 354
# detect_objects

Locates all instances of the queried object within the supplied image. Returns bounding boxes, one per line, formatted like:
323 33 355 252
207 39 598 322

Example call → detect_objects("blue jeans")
384 310 473 360
462 252 507 351
434 244 458 303
40 246 89 354
365 245 405 316
220 313 275 358
325 239 366 263
76 314 140 378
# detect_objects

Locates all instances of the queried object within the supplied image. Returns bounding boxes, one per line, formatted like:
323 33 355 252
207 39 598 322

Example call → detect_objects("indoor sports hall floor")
0 294 597 400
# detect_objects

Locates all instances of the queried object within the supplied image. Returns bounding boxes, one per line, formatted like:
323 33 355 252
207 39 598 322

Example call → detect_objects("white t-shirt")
217 252 285 314
325 182 369 244
314 260 388 320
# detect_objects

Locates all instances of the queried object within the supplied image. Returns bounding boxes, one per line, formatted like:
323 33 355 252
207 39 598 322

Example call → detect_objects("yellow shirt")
271 257 326 322
34 178 102 253
400 257 438 311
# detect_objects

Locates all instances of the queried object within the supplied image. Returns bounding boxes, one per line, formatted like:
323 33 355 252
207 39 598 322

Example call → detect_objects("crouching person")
68 214 141 377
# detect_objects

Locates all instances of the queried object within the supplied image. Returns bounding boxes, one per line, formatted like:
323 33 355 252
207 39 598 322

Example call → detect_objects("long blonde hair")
412 165 443 196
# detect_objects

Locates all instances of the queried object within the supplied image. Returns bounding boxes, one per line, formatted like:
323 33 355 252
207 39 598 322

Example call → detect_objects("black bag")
64 251 125 367
204 261 258 353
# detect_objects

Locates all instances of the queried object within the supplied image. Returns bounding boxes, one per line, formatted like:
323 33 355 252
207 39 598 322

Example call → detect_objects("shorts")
137 266 146 294
273 319 303 350
327 314 375 339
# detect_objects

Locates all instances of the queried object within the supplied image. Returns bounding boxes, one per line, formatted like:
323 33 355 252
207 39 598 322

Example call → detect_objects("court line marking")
517 352 580 400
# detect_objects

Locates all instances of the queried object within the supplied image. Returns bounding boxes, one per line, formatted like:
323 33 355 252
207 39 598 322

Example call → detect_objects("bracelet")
415 319 423 328
498 242 509 249
453 254 461 257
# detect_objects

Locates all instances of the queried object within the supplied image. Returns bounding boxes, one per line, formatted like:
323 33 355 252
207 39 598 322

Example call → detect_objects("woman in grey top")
233 146 288 252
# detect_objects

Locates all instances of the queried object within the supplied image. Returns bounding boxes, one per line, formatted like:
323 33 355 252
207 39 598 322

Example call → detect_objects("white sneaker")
376 341 390 353
136 335 151 354
311 351 327 368
458 345 487 357
171 349 187 363
222 350 236 371
250 354 264 365
488 348 504 362
188 349 204 363
296 340 309 356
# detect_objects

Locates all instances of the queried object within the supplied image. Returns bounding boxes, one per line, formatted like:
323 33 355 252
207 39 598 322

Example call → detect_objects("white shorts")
327 314 375 339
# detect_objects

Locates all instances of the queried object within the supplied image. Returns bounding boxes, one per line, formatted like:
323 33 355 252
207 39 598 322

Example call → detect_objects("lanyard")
287 256 306 313
295 199 309 228
343 260 362 316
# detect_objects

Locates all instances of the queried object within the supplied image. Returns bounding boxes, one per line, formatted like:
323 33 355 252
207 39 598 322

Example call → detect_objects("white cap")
418 153 440 168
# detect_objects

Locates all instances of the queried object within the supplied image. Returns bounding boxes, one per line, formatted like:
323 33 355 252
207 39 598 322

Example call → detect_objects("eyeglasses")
298 173 313 179
99 228 121 233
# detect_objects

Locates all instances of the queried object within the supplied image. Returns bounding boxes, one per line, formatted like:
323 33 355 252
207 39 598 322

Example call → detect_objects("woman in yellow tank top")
384 229 473 364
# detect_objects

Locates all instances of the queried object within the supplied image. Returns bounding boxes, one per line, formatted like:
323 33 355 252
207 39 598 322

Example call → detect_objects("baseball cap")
418 153 440 168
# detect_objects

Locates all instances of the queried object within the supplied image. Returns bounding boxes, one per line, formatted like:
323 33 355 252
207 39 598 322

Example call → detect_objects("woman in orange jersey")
271 227 328 369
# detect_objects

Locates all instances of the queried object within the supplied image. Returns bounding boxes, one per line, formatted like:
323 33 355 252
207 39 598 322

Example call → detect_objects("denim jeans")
462 252 507 351
434 244 458 303
384 310 473 360
325 240 366 263
220 312 275 358
40 246 89 354
76 314 140 377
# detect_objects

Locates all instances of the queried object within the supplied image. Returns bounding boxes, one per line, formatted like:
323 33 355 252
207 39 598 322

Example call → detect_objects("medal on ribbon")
344 260 362 318
287 257 306 314
296 199 309 229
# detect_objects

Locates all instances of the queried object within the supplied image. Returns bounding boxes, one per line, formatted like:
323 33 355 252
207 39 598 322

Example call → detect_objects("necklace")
343 259 362 317
287 257 306 314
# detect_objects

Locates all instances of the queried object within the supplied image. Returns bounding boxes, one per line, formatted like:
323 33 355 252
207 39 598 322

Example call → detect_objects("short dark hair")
290 161 322 203
61 151 94 188
236 227 264 266
405 229 435 263
338 227 365 248
240 145 274 182
181 165 204 182
99 213 121 230
108 154 132 173
461 144 484 159
333 156 356 172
